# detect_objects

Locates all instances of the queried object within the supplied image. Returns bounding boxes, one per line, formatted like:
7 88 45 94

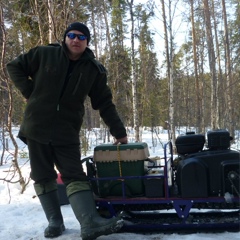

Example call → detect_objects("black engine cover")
176 150 240 198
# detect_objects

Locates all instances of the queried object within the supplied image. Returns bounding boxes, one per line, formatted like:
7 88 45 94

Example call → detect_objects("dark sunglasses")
66 33 87 41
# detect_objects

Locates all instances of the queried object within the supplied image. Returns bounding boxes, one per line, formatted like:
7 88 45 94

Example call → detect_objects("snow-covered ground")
0 127 239 240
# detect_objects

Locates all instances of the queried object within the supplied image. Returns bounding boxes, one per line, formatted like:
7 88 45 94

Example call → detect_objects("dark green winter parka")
7 43 127 145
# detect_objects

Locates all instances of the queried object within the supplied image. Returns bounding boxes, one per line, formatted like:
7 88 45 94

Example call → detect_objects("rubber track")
120 210 240 233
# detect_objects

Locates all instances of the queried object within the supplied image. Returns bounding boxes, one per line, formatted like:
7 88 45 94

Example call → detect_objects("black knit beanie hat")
64 22 91 45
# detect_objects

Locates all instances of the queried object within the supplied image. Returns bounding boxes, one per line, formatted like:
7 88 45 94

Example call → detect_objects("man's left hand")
113 136 128 145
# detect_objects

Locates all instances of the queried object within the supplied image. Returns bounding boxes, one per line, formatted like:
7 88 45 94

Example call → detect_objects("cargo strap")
117 143 124 180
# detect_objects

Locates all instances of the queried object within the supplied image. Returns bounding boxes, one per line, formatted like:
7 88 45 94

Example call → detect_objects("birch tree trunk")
161 0 169 142
211 0 223 130
161 0 176 149
190 0 203 133
203 0 219 129
222 0 234 137
48 0 54 43
33 0 44 45
90 0 98 58
128 0 140 141
102 0 112 51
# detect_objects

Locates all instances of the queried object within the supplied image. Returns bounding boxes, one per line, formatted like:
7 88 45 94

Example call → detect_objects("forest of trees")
0 0 239 147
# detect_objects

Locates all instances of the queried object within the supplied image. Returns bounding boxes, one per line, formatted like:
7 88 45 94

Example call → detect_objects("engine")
175 129 239 198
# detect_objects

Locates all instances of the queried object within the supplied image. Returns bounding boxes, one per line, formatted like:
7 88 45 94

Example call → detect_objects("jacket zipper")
72 73 82 95
57 72 83 111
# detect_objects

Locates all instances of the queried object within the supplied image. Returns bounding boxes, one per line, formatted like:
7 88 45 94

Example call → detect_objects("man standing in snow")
7 22 127 240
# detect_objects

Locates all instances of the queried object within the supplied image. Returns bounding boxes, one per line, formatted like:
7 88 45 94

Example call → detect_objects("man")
7 22 128 240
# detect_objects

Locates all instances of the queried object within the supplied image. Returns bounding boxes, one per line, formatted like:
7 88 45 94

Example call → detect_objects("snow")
0 127 239 240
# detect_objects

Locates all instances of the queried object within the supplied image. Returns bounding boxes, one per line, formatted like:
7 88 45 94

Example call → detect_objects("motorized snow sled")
58 129 240 233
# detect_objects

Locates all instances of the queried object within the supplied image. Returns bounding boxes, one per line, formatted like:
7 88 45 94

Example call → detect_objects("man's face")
65 30 88 60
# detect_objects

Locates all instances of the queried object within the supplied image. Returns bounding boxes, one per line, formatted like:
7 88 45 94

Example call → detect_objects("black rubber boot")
38 190 65 238
68 190 123 240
